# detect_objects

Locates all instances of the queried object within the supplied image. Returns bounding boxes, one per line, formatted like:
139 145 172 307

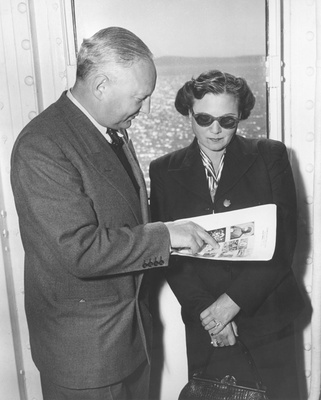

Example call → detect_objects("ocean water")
129 56 267 190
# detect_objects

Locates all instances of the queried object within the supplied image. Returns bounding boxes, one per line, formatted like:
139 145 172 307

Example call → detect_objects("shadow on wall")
291 149 313 400
149 269 165 400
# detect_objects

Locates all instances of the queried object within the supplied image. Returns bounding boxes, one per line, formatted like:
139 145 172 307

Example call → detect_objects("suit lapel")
54 93 142 224
56 95 146 294
215 135 258 201
85 150 142 218
168 139 211 203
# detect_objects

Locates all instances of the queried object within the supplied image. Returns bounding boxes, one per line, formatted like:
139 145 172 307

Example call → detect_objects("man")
11 27 216 400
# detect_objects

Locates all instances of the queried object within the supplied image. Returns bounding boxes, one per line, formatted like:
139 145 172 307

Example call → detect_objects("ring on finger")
213 319 221 328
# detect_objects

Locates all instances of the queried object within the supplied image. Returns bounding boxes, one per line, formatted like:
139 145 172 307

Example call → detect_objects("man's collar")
67 89 125 144
67 89 108 137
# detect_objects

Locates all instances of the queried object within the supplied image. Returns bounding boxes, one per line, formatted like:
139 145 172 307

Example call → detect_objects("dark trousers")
40 360 150 400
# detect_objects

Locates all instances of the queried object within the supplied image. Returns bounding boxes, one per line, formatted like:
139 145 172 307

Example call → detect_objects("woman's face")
191 92 239 156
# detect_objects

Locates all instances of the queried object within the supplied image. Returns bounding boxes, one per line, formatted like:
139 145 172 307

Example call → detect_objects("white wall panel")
0 0 38 398
28 0 76 110
0 1 75 399
283 0 320 399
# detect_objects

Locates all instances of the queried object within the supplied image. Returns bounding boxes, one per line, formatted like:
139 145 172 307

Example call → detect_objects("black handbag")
178 340 269 400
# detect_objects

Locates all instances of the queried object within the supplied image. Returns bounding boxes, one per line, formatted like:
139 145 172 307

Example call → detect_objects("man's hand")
200 293 241 334
165 220 219 255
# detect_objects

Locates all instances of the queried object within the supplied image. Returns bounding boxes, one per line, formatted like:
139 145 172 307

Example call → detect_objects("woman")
149 70 305 400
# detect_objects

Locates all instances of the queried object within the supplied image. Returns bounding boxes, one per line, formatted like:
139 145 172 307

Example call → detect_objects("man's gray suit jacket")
11 92 170 388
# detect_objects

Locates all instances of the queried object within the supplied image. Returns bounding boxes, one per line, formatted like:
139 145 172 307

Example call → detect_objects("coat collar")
168 138 211 203
215 134 258 200
168 135 259 203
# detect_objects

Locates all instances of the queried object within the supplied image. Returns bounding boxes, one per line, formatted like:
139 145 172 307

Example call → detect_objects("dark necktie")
106 128 123 149
106 128 140 195
106 128 149 223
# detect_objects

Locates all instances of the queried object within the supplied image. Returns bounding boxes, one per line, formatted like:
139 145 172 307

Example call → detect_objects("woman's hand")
209 321 238 347
200 293 240 334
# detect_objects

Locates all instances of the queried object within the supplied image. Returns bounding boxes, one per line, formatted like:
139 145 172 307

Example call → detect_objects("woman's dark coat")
149 135 305 374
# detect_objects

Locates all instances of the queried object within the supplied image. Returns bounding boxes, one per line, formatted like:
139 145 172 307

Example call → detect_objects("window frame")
63 0 283 142
265 0 283 141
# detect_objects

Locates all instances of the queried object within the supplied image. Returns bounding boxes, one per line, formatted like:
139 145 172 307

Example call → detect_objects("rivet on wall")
28 111 37 120
21 39 30 50
305 369 311 378
56 38 62 45
17 2 27 13
306 256 313 265
306 132 314 142
305 100 314 110
304 343 312 351
306 31 315 41
306 66 314 76
305 195 314 204
52 3 59 11
24 76 34 86
305 163 314 173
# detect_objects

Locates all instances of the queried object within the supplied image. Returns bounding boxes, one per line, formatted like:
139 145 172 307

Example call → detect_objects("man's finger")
197 228 219 249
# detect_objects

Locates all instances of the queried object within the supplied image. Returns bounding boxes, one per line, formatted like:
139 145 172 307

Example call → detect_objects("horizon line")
154 54 265 60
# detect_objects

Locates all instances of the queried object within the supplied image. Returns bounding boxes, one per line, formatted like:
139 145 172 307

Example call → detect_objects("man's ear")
93 75 108 100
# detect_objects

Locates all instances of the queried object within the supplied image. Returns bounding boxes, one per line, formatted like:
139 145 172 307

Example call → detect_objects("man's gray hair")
76 26 153 80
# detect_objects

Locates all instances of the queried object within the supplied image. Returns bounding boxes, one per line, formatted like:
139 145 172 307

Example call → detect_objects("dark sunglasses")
191 110 239 129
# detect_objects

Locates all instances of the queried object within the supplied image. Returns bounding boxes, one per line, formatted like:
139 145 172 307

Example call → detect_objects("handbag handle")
234 339 266 390
198 338 266 390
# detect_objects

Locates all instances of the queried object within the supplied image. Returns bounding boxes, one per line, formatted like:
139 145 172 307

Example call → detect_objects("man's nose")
140 97 151 114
